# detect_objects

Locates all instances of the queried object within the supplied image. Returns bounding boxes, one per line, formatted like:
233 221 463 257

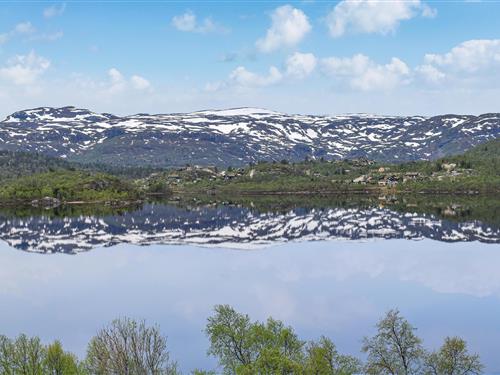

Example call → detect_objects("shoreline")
173 188 500 197
1 188 499 207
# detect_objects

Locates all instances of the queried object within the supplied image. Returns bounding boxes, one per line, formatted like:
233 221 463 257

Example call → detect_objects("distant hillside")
385 137 500 175
0 150 162 181
0 170 140 202
162 137 500 195
0 106 498 167
458 137 500 173
0 138 498 203
0 151 76 180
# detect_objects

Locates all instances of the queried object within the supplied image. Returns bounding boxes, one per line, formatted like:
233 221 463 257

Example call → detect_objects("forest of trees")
0 170 141 202
0 150 160 181
0 306 483 375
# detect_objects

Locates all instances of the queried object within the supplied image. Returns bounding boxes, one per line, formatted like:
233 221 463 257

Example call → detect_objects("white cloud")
108 68 126 92
415 64 445 84
108 68 124 83
14 21 36 35
107 68 126 94
130 75 151 90
204 81 225 92
321 54 410 91
29 31 64 42
43 3 66 18
421 4 438 18
106 68 151 94
209 53 316 91
414 39 500 87
171 11 224 34
256 5 311 53
61 69 152 105
285 52 317 79
172 11 197 31
326 0 436 38
0 22 62 44
229 66 283 87
0 51 50 85
204 66 283 92
0 21 35 44
423 39 500 73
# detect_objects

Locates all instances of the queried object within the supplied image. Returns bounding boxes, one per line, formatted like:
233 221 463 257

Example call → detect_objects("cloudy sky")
0 0 499 116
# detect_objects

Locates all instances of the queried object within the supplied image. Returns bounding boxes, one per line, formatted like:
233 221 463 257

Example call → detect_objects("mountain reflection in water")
0 196 498 253
0 196 499 373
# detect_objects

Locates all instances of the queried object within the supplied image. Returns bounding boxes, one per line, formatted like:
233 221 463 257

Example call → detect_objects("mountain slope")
0 106 498 167
442 138 500 175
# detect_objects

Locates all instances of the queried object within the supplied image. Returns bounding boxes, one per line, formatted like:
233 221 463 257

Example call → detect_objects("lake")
0 196 499 373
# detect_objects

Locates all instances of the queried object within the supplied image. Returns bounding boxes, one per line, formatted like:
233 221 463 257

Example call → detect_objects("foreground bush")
0 308 484 375
86 318 179 375
361 310 482 375
0 334 83 374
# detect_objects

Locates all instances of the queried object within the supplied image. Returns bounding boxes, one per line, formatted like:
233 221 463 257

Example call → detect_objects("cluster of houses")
431 163 473 180
350 162 473 187
165 164 421 188
351 167 423 187
156 159 472 188
163 165 247 185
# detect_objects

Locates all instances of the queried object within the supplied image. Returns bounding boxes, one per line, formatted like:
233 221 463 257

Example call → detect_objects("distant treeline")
0 170 141 202
0 306 483 375
0 151 164 202
0 150 162 181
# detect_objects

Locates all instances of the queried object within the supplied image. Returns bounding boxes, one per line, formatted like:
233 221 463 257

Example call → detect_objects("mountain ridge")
0 106 498 168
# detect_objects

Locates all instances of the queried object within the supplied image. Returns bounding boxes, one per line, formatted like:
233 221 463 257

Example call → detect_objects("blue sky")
0 0 499 116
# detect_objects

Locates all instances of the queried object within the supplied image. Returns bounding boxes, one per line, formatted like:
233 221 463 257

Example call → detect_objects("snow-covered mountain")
0 106 498 166
0 204 498 254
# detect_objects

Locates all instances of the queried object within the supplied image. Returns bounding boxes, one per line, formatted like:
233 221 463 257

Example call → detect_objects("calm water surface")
0 200 499 373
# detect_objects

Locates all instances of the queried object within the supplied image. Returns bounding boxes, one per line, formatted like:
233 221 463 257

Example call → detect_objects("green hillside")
0 151 76 180
0 170 140 202
0 138 498 203
452 137 500 173
167 138 500 194
0 150 162 181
